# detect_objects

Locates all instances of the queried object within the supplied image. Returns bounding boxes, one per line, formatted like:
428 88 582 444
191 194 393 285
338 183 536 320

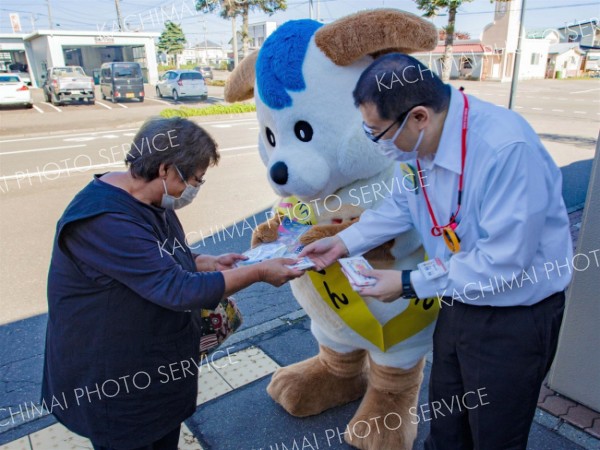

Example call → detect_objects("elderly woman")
42 117 303 450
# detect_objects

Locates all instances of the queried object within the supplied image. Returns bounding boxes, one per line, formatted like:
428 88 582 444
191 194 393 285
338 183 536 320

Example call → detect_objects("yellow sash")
277 196 439 352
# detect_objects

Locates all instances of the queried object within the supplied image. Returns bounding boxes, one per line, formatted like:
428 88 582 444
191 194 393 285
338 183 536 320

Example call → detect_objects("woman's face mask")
161 166 201 210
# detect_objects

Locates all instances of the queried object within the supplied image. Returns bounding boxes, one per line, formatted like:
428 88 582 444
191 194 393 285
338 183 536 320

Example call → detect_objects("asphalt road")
0 78 598 326
0 116 278 326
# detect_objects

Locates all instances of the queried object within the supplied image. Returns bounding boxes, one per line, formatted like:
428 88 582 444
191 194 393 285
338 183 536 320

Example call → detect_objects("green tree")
196 0 287 67
158 21 187 68
415 0 509 81
414 0 475 81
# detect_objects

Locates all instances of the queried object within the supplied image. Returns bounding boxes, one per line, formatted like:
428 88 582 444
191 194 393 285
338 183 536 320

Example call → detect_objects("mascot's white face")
254 20 390 202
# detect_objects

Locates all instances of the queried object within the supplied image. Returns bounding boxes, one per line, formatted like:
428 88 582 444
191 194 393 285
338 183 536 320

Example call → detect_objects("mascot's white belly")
287 171 436 369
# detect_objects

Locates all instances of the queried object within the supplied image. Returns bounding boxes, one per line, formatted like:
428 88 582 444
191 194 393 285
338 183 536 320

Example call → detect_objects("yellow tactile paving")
1 346 280 449
29 423 92 449
197 366 233 405
0 437 31 450
213 346 280 389
179 423 204 449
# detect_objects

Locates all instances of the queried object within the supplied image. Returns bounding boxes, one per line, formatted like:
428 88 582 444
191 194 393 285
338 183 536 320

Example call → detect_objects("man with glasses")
301 54 572 449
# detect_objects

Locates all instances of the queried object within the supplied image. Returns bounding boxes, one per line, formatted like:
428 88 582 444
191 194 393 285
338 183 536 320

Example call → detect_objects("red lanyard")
417 92 469 250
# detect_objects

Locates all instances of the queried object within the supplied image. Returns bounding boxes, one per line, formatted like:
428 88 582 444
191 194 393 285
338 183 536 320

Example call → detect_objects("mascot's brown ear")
314 9 437 66
224 49 259 103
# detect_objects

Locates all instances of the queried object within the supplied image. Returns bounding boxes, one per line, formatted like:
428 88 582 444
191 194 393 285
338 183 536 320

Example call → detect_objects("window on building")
530 53 540 65
461 57 473 69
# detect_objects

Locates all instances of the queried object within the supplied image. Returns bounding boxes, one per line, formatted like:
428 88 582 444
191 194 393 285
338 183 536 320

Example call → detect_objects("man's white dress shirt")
339 86 573 306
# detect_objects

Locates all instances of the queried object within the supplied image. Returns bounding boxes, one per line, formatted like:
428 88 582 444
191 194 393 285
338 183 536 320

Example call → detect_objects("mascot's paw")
251 215 282 248
267 347 367 417
344 358 425 450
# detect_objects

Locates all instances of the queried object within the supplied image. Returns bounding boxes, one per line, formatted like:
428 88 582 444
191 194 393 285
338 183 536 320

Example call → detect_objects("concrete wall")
553 49 582 77
549 135 600 412
519 39 549 80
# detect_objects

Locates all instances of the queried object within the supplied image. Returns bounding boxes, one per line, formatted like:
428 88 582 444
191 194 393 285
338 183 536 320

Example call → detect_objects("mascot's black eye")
266 127 276 147
294 121 313 142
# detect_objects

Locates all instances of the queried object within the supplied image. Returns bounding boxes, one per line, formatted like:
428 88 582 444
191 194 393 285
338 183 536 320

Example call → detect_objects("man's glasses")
362 103 425 143
362 118 401 143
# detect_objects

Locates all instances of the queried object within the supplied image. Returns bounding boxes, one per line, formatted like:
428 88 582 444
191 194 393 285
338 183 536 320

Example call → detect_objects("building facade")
0 30 160 87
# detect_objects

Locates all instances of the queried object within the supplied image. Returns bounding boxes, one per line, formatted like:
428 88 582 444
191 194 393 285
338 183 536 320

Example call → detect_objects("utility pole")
114 0 124 32
204 20 208 64
508 0 527 110
46 0 54 29
316 0 320 21
309 0 313 19
232 15 238 68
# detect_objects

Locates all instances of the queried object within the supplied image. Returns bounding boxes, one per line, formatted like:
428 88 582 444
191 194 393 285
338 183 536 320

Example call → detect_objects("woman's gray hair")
125 117 219 181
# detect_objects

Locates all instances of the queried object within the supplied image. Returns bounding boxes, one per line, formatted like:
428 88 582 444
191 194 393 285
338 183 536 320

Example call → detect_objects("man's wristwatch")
401 270 417 299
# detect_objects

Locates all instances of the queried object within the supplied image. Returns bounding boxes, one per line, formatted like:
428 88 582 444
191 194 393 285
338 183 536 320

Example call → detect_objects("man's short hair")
125 117 219 181
353 53 451 120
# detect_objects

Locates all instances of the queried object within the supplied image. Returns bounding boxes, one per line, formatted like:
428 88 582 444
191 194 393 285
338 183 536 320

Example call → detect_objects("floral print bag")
194 297 243 358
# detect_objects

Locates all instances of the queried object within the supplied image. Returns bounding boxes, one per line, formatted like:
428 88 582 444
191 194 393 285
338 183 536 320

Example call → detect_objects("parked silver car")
155 70 208 101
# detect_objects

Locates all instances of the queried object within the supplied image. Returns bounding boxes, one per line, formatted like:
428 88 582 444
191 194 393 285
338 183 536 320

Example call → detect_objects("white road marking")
552 109 564 112
32 105 44 114
63 137 96 142
573 111 586 114
0 161 124 181
0 119 258 144
515 106 523 109
532 107 543 110
556 98 567 101
146 97 171 105
96 101 112 110
117 103 128 109
571 88 600 94
123 132 136 136
219 145 257 152
101 134 120 138
211 124 232 128
0 145 258 181
0 144 86 156
0 128 139 144
43 102 62 112
248 127 259 130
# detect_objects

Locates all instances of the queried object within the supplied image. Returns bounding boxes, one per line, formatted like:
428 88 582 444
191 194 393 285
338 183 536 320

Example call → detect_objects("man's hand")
298 236 349 271
256 258 305 287
195 253 248 272
356 269 404 303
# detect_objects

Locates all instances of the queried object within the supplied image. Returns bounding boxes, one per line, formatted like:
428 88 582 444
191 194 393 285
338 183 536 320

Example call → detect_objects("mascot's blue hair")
256 19 323 110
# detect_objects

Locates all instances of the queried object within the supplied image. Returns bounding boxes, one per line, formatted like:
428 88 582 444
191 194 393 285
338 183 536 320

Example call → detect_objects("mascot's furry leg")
267 345 367 417
345 357 425 450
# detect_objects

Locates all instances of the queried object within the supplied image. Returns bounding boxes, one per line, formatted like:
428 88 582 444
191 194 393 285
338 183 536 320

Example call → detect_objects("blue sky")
0 0 598 47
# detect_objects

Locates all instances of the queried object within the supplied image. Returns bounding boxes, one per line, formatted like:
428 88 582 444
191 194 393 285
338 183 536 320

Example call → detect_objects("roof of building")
556 19 599 31
549 43 585 55
22 30 160 41
415 40 494 55
527 28 560 39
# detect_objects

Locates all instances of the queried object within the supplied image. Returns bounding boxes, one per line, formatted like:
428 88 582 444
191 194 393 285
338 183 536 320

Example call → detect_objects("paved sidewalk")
1 184 598 449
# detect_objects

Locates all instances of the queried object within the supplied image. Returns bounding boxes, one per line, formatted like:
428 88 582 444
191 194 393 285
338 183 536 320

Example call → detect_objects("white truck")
42 66 95 106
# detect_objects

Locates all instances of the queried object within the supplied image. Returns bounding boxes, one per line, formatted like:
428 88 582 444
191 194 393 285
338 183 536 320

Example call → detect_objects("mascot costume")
225 9 438 450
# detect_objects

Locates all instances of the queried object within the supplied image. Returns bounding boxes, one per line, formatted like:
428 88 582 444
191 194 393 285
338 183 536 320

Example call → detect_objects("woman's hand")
195 253 248 272
256 258 305 287
215 253 248 270
356 269 404 303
